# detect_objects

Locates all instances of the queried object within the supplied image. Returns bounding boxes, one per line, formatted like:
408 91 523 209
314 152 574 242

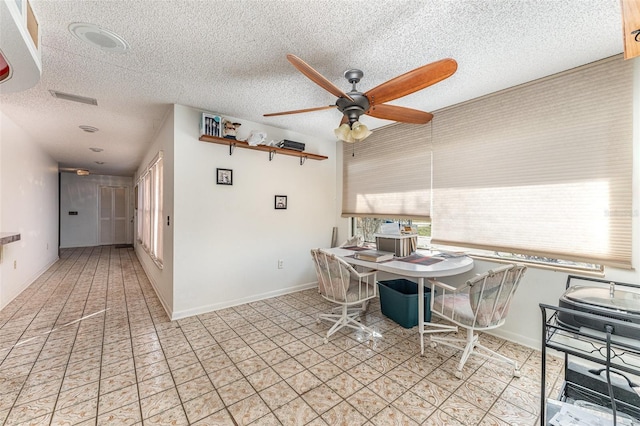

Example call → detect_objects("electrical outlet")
13 260 17 269
278 259 284 269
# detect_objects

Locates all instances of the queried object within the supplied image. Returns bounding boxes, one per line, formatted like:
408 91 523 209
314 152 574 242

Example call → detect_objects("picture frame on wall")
275 195 287 210
217 168 232 185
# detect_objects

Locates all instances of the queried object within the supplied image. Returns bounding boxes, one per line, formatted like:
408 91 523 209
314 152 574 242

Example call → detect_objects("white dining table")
323 246 474 354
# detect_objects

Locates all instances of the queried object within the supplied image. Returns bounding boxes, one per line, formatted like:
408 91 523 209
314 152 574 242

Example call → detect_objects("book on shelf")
200 112 223 138
354 250 395 262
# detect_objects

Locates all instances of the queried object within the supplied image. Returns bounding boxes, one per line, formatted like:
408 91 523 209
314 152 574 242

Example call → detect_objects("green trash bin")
378 279 432 328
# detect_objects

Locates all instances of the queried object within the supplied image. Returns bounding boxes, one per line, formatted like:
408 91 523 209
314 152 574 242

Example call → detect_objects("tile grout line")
2 247 91 426
0 248 82 356
91 245 112 424
0 247 558 426
120 246 154 425
48 245 105 425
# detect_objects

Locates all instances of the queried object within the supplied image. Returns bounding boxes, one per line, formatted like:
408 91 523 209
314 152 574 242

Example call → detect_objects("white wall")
0 111 58 309
59 173 133 248
135 107 175 316
171 104 336 318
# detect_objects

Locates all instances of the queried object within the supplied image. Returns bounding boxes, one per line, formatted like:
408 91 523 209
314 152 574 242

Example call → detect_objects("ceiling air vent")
49 90 97 106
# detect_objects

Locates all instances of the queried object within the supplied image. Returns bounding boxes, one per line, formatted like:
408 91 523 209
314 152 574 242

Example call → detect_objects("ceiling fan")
264 54 457 142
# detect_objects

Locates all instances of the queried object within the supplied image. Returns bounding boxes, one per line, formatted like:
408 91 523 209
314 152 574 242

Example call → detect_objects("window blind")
430 56 633 268
151 157 163 264
136 151 164 266
342 122 432 219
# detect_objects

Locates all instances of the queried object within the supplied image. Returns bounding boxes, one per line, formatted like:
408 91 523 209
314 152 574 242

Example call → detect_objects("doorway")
99 186 129 245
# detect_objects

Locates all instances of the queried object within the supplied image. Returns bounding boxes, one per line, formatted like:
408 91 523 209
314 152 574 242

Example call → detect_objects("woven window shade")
430 56 633 268
342 122 431 220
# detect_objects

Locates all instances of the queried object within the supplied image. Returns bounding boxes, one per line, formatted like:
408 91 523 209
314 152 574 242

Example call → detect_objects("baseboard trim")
133 249 173 320
0 255 59 310
485 328 540 351
171 282 318 320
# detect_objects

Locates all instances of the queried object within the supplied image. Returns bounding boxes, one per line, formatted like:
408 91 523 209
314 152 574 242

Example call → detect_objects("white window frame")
137 151 163 268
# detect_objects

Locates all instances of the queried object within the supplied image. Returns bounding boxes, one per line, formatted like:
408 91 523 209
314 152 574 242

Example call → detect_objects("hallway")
0 246 556 425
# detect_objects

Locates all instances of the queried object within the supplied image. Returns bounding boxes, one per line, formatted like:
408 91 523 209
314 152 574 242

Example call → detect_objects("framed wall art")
217 168 232 185
275 195 287 209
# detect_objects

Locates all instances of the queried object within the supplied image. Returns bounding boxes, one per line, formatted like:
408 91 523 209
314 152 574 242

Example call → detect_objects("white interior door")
99 186 128 245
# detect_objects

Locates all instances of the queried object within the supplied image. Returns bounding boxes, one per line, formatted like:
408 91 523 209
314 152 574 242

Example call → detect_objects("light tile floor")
0 246 563 425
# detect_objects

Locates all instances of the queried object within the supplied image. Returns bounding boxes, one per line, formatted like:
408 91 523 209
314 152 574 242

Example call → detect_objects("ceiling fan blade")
365 58 457 106
620 0 640 59
287 54 353 101
366 104 433 124
263 105 337 117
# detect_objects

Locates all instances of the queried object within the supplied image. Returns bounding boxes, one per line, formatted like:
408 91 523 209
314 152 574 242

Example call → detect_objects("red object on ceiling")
0 52 10 82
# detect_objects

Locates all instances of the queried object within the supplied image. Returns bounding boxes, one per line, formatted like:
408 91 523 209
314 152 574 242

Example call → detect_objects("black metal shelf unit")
539 276 640 424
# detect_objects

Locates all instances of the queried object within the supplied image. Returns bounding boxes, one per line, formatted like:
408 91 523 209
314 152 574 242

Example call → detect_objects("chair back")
468 264 527 327
310 249 361 303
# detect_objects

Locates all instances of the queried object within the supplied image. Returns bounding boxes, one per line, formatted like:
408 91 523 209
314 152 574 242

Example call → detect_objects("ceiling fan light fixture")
334 123 351 141
334 121 371 143
351 121 372 141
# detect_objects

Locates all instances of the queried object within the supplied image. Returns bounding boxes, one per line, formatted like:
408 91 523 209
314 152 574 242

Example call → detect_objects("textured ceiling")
0 0 625 176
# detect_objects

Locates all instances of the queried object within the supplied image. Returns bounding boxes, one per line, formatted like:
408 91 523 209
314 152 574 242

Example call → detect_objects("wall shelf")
0 232 20 245
199 135 328 164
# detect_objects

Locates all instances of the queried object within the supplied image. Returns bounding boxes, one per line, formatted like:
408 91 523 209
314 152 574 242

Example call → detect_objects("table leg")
418 277 425 355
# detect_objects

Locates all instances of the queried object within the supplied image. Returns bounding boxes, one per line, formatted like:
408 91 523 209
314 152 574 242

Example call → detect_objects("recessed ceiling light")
79 125 99 133
89 147 104 152
76 169 90 176
68 22 129 53
95 161 105 165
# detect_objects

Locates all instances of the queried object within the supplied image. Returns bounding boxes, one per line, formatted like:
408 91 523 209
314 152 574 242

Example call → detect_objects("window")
352 217 431 248
345 56 633 271
430 56 633 269
137 152 163 267
342 123 431 220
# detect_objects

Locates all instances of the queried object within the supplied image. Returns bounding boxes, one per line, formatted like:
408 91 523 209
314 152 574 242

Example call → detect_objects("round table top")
324 247 474 278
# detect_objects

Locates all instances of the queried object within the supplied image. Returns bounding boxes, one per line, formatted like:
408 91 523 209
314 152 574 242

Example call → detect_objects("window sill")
468 254 604 277
136 241 163 270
